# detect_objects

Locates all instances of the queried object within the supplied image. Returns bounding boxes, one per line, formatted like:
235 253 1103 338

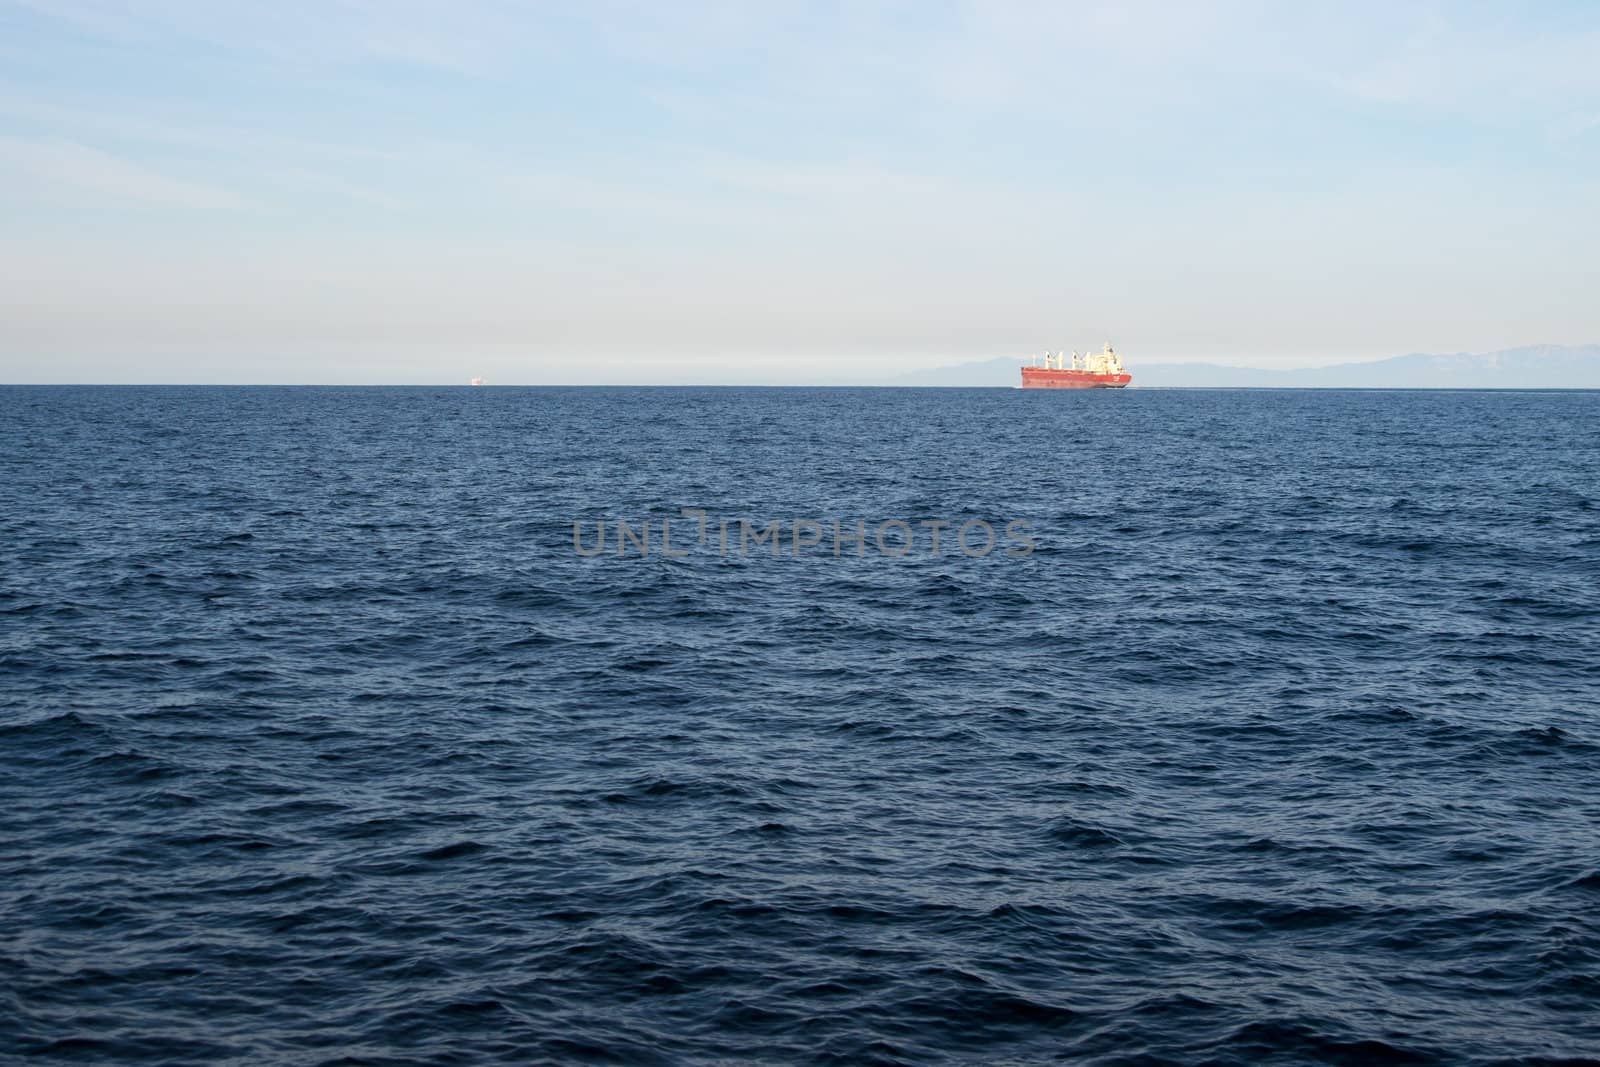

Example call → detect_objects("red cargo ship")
1021 343 1131 388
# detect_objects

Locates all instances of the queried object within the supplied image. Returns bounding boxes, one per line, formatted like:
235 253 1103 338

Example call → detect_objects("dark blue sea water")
3 385 1599 1065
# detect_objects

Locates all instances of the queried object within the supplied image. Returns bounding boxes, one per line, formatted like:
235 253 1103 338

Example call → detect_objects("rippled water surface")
3 385 1599 1064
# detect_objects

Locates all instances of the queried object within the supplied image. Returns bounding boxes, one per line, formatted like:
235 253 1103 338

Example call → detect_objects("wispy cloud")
1550 111 1600 141
1302 10 1600 128
0 134 249 208
1 0 557 74
0 96 401 161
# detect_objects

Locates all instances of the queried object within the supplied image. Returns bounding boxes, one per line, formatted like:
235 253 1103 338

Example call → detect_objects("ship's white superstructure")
1030 343 1125 375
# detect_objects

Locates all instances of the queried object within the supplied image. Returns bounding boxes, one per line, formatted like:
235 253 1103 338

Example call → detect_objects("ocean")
2 385 1598 1064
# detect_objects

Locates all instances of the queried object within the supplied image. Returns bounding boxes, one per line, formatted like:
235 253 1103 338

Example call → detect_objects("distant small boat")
469 376 486 387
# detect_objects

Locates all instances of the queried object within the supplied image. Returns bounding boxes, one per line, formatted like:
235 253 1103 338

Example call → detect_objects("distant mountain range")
885 344 1600 389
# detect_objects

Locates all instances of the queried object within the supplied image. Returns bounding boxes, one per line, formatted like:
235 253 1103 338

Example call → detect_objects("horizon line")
7 382 1600 392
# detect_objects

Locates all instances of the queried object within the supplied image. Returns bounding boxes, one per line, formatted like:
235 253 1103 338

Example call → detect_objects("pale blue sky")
2 1 1597 383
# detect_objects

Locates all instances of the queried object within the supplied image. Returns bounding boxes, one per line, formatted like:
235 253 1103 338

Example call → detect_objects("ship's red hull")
1021 368 1131 389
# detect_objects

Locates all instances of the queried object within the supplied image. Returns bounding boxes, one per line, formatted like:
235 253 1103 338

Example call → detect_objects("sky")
1 1 1598 384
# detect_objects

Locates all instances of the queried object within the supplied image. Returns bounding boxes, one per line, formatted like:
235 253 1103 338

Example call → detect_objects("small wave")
1046 817 1124 849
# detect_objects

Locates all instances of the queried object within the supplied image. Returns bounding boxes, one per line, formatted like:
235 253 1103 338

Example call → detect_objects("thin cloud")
0 96 403 162
0 135 250 209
